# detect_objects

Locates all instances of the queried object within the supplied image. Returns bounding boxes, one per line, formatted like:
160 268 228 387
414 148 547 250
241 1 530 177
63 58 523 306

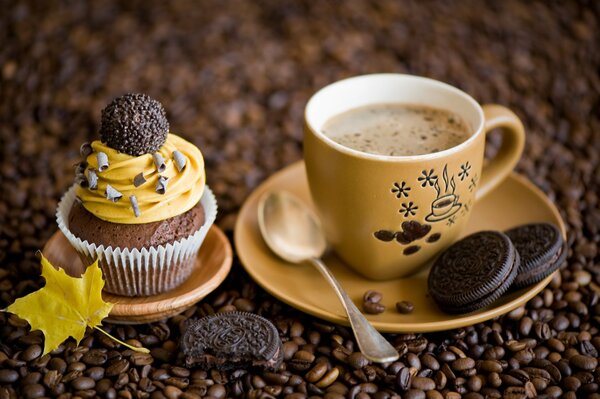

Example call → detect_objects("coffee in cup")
321 103 471 157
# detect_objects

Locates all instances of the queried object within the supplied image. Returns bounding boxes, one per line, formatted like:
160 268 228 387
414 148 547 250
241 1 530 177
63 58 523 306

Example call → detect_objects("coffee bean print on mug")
373 221 434 255
373 163 476 253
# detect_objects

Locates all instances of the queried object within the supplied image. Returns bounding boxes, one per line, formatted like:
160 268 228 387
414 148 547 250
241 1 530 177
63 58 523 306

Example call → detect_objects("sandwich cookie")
428 231 520 314
505 223 566 289
181 312 283 371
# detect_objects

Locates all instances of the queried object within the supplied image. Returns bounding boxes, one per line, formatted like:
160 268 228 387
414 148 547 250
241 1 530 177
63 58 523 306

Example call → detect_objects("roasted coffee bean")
363 290 383 303
82 349 107 366
411 376 435 390
21 384 45 399
465 375 484 392
569 354 598 370
106 359 129 377
452 358 475 371
433 370 446 390
71 376 95 390
421 354 440 371
347 352 369 369
0 369 18 383
396 367 412 391
131 352 154 366
396 301 414 314
404 389 426 399
305 361 328 383
315 368 339 388
534 322 552 340
21 345 42 361
477 360 503 373
406 338 428 353
363 301 385 314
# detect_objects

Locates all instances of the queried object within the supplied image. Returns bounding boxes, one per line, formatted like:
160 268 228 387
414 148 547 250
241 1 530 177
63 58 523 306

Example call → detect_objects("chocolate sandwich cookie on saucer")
505 223 567 289
428 231 520 314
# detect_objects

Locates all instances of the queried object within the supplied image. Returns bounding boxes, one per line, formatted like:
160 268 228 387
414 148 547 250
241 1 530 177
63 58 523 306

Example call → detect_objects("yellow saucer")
43 226 233 324
235 161 566 333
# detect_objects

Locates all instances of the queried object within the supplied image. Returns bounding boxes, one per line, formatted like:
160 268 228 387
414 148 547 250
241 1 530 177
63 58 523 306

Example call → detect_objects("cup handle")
475 104 525 201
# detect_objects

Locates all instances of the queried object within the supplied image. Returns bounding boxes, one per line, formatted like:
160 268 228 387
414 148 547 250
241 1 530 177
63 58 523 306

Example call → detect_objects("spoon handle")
309 258 399 363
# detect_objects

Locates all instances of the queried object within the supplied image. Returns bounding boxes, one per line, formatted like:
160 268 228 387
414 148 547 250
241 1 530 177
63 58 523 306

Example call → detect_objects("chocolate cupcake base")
56 184 218 297
75 252 196 297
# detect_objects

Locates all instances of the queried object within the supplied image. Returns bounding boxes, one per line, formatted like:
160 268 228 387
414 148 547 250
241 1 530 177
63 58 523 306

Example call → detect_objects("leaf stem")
94 325 150 353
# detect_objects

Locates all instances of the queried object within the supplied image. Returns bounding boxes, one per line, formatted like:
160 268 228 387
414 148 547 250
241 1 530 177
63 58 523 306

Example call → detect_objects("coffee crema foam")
322 103 471 156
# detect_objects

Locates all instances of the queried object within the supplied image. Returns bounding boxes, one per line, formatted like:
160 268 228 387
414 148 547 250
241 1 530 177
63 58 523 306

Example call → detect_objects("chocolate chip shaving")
75 173 88 188
156 175 168 194
129 195 140 217
105 184 122 202
100 93 169 156
75 161 87 175
153 153 166 173
133 172 147 187
80 142 93 158
87 169 98 190
172 150 187 172
96 152 109 172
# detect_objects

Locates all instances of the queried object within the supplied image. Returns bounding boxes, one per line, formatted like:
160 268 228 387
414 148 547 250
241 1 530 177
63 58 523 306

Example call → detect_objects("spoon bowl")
258 191 327 263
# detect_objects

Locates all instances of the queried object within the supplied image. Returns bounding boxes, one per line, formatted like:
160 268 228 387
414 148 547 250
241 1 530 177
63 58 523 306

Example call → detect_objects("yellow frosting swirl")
76 134 205 224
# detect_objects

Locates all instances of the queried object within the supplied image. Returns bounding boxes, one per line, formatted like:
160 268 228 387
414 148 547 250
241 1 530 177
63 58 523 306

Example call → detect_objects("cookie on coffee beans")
505 223 566 289
428 231 520 314
181 312 282 371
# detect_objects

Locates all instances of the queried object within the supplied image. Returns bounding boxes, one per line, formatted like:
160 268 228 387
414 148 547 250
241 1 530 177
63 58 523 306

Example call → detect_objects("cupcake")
56 93 217 296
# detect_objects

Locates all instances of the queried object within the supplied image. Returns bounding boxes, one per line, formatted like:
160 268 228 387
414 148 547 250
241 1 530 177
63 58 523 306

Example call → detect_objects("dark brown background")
1 1 599 398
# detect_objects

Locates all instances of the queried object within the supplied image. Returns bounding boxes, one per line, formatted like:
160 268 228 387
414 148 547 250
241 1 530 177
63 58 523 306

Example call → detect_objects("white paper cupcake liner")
56 184 218 297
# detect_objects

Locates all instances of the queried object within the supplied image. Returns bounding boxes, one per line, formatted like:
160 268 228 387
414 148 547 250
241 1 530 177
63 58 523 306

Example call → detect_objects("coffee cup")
304 74 525 280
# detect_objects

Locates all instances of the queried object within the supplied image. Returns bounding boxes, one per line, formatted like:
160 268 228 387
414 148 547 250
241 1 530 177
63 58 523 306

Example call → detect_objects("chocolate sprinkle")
100 93 169 156
75 161 87 175
153 153 166 173
75 173 88 188
133 172 146 187
105 184 122 202
96 152 109 172
80 142 93 158
172 150 187 172
156 175 168 194
129 195 140 217
87 169 98 190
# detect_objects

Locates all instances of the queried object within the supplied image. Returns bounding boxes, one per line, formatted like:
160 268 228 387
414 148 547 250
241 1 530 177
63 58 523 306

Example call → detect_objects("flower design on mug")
400 202 418 217
461 201 471 216
459 162 471 181
418 169 438 187
469 175 479 192
391 181 411 198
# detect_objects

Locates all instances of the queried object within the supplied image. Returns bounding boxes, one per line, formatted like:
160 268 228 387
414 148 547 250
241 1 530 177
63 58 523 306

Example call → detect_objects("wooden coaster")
42 226 233 324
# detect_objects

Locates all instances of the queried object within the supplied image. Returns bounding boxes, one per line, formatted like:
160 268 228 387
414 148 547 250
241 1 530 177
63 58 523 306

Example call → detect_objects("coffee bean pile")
1 1 599 398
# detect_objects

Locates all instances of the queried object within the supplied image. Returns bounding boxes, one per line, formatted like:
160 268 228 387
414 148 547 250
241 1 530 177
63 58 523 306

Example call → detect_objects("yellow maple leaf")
5 255 148 355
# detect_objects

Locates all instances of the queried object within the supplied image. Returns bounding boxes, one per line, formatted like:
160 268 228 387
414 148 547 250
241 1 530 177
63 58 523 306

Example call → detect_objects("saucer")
42 226 233 324
235 161 565 333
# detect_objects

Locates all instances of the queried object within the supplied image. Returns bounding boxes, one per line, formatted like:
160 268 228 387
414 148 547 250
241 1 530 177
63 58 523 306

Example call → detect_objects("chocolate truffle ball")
100 93 169 156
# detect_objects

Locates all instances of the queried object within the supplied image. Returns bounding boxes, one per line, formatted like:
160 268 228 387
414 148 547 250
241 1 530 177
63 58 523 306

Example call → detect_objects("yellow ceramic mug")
304 74 525 280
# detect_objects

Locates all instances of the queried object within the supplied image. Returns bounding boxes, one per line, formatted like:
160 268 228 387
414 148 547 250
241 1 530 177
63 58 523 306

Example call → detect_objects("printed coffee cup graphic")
425 165 461 222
